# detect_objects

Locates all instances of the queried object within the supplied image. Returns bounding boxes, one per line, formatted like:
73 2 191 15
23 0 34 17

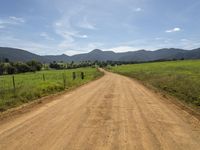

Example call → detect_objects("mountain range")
0 47 200 63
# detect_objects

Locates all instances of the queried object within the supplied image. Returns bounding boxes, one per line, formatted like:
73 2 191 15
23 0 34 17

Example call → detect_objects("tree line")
0 57 185 75
0 59 42 75
0 59 97 75
49 61 96 69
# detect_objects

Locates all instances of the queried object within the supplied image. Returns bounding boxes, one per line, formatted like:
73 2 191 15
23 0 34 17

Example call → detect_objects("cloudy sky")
0 0 200 55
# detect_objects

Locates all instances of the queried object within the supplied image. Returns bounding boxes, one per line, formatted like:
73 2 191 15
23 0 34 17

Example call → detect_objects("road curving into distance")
0 69 200 150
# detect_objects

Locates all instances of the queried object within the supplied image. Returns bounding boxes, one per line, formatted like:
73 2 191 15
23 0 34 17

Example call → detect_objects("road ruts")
0 70 200 150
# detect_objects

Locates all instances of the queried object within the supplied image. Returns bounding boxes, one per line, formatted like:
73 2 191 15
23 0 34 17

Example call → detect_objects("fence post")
12 75 16 93
43 73 45 81
72 72 76 80
62 73 66 88
81 72 84 80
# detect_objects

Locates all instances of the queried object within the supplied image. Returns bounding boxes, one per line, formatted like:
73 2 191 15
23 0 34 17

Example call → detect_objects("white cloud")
0 35 55 55
106 46 139 52
40 32 54 40
0 16 25 28
80 35 88 38
58 40 74 50
155 37 163 40
9 16 25 23
55 27 88 49
114 37 200 52
64 42 104 55
53 15 89 50
55 22 63 27
85 42 104 50
134 8 142 12
180 38 189 42
165 27 181 33
64 50 85 56
78 17 97 30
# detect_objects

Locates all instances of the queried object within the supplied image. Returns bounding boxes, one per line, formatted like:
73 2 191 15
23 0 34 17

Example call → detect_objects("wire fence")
0 71 85 100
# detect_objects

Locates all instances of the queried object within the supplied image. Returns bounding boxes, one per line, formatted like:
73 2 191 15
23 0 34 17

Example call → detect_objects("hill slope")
0 47 49 62
1 47 200 62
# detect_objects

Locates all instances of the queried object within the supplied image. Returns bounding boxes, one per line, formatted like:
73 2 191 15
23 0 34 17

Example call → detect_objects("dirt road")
0 70 200 150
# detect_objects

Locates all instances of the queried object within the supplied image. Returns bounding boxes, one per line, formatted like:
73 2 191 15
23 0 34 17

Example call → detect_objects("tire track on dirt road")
0 70 200 150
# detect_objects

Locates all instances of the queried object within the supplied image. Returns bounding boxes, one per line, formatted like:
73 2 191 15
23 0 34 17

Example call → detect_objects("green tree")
26 60 42 71
14 62 31 73
6 64 16 74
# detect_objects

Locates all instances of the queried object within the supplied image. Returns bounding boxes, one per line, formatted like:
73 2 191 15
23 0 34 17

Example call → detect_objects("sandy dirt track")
0 70 200 150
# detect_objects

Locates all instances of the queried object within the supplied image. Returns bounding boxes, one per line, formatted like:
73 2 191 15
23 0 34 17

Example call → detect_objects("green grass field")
0 67 103 111
109 60 200 108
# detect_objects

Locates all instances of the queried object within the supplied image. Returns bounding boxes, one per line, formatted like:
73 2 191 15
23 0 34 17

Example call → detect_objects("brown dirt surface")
0 70 200 150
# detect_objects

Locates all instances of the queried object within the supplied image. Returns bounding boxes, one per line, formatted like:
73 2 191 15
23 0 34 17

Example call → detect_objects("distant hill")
0 47 50 62
71 49 119 61
0 47 200 63
117 48 187 61
43 54 71 62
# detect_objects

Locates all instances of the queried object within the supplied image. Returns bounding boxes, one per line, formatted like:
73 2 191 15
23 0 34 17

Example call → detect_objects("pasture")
0 67 103 111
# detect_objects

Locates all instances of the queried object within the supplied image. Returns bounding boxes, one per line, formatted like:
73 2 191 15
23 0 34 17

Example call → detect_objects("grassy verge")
108 60 200 108
0 67 103 112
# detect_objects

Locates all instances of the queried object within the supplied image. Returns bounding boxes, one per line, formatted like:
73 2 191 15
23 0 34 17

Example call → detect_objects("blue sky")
0 0 200 55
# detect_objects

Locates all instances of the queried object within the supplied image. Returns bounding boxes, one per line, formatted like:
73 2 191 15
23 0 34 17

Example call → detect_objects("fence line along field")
109 60 200 108
0 67 103 112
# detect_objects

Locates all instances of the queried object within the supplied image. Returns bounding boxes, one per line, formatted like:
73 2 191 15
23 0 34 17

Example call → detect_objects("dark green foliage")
26 60 42 71
0 63 4 75
72 72 76 80
14 62 31 73
0 60 43 75
49 61 65 69
81 72 84 79
6 64 16 74
49 61 95 70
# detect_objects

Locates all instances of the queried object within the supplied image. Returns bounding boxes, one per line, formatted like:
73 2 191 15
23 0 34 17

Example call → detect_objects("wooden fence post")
72 72 76 80
62 73 66 88
81 72 84 80
12 75 16 93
